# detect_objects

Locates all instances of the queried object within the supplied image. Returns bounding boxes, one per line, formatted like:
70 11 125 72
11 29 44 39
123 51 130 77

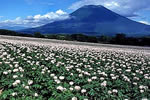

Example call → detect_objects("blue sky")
0 0 75 20
0 0 150 27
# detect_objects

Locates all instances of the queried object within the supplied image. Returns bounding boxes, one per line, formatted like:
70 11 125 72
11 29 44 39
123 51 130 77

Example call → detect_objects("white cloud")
139 21 150 25
56 9 67 15
0 17 23 27
0 10 69 28
69 0 150 17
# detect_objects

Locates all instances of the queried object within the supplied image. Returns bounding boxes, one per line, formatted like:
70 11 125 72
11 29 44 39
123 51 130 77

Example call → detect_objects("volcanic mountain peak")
80 5 106 9
20 5 150 37
70 5 120 22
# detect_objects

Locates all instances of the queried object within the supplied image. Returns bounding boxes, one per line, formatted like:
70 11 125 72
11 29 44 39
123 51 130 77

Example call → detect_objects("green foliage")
0 29 19 36
33 32 45 38
114 33 126 44
0 29 33 37
0 42 150 100
98 35 112 43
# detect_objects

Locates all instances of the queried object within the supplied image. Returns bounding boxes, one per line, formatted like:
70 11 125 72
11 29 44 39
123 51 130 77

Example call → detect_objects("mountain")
20 5 150 37
0 26 27 30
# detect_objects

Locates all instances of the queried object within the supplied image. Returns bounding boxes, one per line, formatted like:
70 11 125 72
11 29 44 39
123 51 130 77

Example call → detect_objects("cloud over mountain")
69 0 150 17
0 10 69 28
139 21 150 25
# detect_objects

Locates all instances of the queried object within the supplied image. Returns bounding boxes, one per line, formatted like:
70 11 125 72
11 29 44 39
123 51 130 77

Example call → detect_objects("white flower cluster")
13 80 21 86
57 86 66 91
0 36 150 99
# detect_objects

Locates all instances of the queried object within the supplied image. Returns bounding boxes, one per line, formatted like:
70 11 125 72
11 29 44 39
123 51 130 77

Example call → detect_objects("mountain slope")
21 5 150 36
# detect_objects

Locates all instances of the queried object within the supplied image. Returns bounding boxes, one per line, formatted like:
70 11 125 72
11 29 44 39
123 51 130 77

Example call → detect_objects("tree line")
0 29 150 46
35 32 150 46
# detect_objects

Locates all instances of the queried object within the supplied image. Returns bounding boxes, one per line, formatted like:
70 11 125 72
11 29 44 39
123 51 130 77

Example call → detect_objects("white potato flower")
112 89 118 93
140 90 144 93
13 69 19 72
25 86 30 89
57 86 64 91
69 81 74 85
13 75 18 79
34 93 38 97
79 74 83 77
100 77 104 81
87 79 92 82
28 80 33 85
12 92 17 96
101 81 107 87
69 87 74 91
16 80 21 84
142 98 148 100
55 79 61 84
3 71 8 75
72 97 78 100
92 76 97 80
108 90 112 94
59 76 65 80
50 74 55 77
74 86 81 91
81 89 87 93
54 76 58 80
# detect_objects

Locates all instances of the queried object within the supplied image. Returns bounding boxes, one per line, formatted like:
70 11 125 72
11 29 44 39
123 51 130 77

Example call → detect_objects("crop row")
0 41 150 100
